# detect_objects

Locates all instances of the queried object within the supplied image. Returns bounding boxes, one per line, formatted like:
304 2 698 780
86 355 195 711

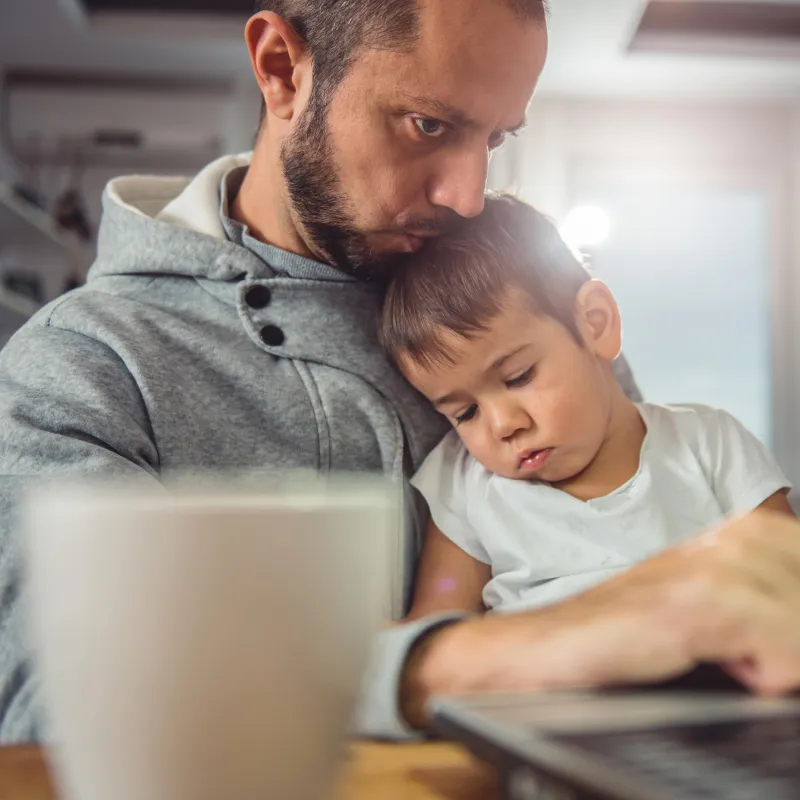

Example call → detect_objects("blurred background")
0 0 799 491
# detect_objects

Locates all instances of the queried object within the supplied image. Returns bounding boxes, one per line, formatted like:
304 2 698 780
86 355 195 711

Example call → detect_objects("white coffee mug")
25 478 395 800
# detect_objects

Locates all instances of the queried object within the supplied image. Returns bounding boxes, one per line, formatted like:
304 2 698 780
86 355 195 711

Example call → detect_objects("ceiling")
0 0 251 80
0 0 798 100
82 0 251 12
542 0 800 99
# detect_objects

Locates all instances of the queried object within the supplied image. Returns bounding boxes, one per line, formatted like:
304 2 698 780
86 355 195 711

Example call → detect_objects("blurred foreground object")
25 477 396 800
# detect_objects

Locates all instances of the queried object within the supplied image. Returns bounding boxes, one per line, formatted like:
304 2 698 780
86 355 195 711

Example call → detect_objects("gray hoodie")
0 153 458 742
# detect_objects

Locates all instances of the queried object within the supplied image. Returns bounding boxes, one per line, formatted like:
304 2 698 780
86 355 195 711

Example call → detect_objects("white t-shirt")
411 403 791 614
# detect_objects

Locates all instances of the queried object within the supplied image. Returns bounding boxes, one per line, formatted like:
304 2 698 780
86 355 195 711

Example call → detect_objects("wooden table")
0 742 500 800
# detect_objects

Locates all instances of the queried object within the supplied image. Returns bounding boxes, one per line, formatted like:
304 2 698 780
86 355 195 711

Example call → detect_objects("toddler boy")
380 195 793 617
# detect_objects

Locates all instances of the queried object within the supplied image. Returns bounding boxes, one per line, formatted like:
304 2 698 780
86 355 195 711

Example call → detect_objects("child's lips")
518 448 554 472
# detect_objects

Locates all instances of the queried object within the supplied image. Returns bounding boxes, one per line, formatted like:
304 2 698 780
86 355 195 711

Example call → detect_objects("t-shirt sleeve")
697 407 792 515
410 431 491 564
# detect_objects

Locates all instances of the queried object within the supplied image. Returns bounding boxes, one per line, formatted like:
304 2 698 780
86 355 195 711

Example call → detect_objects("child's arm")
757 489 796 517
405 518 492 621
690 406 792 517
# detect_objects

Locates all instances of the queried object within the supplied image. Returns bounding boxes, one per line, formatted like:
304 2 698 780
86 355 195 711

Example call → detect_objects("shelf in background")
0 286 40 319
0 184 69 258
0 286 40 347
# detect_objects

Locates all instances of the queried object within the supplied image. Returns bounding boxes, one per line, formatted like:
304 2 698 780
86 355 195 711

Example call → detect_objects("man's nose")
427 147 488 220
486 399 532 442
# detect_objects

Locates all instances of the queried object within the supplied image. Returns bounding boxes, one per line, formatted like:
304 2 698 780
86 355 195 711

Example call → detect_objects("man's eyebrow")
401 94 478 129
400 95 527 136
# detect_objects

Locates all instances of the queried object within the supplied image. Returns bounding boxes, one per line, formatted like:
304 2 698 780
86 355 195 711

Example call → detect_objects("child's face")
400 283 622 482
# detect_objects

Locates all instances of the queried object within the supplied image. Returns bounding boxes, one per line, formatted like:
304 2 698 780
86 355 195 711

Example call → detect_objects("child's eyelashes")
455 405 478 426
505 366 536 389
450 368 535 427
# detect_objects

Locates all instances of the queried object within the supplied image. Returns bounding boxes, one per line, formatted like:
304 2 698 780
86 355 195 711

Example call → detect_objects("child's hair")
379 194 592 369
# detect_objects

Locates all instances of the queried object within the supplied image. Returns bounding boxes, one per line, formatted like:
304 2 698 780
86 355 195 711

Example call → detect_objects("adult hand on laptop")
400 506 800 730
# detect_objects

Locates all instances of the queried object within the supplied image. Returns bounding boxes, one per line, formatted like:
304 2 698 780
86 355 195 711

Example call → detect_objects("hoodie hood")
89 153 271 283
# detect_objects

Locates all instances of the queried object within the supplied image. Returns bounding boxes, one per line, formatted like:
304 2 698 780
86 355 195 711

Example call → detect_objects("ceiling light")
560 205 611 250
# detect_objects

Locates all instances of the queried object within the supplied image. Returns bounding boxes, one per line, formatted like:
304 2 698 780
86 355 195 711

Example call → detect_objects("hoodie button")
260 325 285 347
245 285 271 309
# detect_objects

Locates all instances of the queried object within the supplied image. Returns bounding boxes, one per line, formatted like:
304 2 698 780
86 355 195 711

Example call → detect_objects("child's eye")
506 367 535 389
454 405 478 426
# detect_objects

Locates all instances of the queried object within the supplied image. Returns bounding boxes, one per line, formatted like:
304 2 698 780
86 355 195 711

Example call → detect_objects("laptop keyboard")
555 716 800 799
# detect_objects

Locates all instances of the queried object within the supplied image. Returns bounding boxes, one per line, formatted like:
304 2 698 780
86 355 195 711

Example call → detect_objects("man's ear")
245 11 310 122
575 280 622 361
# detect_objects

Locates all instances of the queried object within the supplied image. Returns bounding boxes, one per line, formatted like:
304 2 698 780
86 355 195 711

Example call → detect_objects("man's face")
281 0 547 278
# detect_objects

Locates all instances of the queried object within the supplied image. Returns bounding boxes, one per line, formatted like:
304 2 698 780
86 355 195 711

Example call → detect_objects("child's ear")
575 280 622 361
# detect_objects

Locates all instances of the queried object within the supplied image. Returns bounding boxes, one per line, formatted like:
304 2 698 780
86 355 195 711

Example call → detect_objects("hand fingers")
730 638 800 696
688 585 800 695
700 511 800 587
676 511 800 642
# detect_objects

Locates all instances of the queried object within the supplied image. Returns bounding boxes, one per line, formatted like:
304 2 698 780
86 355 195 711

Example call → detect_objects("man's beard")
280 95 456 281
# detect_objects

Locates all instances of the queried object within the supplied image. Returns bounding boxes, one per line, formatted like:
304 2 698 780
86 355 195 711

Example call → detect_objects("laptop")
431 668 800 800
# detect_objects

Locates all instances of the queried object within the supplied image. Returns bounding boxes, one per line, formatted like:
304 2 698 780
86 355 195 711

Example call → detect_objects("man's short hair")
379 194 591 370
254 0 547 109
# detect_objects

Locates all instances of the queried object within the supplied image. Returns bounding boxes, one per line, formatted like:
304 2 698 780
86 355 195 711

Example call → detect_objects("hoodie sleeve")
352 612 469 740
0 316 160 743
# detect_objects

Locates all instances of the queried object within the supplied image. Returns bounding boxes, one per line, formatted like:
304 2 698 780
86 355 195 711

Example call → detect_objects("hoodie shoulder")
88 153 264 284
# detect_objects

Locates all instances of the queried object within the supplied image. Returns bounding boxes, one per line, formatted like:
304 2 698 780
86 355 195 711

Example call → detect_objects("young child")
380 194 794 618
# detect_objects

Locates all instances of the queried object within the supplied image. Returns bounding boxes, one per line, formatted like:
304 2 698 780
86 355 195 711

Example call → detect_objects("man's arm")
399 508 800 730
0 320 160 743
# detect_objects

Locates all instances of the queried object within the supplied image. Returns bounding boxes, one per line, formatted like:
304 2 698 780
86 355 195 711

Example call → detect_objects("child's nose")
488 402 532 441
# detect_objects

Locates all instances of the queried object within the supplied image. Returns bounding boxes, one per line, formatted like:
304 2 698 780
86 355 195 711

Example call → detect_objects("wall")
0 90 19 184
222 76 262 156
507 98 793 215
788 107 800 495
0 144 18 183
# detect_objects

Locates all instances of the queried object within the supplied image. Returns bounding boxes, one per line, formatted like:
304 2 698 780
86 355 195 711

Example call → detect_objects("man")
2 0 800 743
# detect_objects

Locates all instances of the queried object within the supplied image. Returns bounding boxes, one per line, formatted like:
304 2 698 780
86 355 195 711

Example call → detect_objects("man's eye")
455 405 478 426
506 367 535 389
413 117 447 138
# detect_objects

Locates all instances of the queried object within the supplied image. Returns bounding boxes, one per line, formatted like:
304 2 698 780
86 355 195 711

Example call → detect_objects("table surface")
0 742 500 800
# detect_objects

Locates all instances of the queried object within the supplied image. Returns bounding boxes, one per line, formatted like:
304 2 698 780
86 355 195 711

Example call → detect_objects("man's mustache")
396 211 462 237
